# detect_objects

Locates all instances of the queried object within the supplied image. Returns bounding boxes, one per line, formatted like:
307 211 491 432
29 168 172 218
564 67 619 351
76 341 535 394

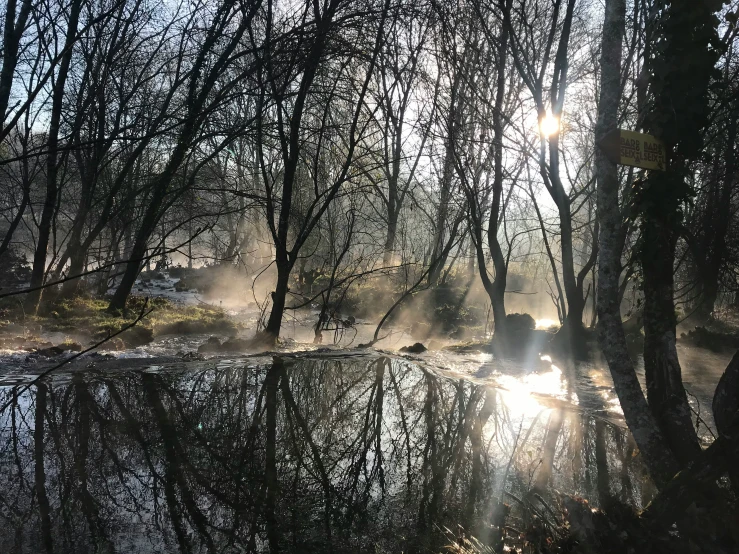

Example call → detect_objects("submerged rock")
29 346 65 359
85 352 115 362
197 335 264 353
119 326 154 348
221 337 252 351
489 312 554 358
24 341 83 360
197 336 222 353
180 351 205 360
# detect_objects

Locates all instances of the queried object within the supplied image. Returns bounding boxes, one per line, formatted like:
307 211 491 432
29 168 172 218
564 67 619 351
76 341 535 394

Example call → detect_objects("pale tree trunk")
594 0 679 488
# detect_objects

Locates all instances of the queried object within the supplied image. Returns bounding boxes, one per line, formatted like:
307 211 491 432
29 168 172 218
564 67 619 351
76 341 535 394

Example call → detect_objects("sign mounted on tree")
598 129 667 171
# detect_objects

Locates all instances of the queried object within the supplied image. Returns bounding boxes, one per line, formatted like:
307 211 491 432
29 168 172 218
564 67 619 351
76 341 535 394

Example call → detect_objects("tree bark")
641 205 701 464
637 0 720 465
594 0 679 488
107 184 168 313
262 257 291 340
486 0 511 335
712 349 739 494
382 205 398 266
0 0 33 130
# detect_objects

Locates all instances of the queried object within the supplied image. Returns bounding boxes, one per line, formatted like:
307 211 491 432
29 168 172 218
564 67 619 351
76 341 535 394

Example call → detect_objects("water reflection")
0 355 647 553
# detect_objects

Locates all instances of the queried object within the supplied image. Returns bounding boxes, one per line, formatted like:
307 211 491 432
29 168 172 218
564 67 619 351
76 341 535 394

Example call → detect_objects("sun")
540 111 560 137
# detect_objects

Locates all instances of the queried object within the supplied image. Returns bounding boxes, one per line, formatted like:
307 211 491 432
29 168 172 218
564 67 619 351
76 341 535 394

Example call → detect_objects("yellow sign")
598 129 667 171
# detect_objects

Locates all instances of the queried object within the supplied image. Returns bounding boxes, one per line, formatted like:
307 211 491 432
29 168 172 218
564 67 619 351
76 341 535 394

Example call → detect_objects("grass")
0 295 241 348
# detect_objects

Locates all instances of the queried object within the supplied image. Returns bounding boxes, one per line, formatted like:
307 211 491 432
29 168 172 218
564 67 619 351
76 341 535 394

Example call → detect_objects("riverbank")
0 295 242 351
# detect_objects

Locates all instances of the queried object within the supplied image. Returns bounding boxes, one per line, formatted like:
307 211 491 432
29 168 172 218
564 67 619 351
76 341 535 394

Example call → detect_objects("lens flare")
540 112 560 137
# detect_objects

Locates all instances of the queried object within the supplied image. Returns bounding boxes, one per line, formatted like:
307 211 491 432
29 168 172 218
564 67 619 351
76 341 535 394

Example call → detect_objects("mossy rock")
121 326 154 347
174 279 193 292
504 313 536 333
197 336 222 353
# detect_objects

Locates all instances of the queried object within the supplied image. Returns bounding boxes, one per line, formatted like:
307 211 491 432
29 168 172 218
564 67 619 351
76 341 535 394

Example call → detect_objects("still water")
0 352 648 553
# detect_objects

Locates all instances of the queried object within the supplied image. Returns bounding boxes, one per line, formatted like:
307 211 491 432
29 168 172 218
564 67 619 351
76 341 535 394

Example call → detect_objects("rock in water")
505 312 536 333
198 336 222 353
399 342 427 354
30 346 65 359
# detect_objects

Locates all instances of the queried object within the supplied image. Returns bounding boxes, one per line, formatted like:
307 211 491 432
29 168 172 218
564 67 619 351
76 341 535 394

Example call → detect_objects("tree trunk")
639 0 721 467
382 206 398 266
0 0 33 131
26 0 82 311
108 182 170 313
486 4 511 336
428 71 461 286
59 249 86 298
262 257 292 342
543 0 587 344
0 187 28 261
641 208 700 465
107 234 149 313
712 349 739 495
595 0 679 488
554 179 587 344
640 410 739 529
427 164 451 285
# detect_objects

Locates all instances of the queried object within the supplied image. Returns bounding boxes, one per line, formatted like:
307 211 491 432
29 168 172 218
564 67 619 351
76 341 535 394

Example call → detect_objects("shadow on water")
0 354 649 553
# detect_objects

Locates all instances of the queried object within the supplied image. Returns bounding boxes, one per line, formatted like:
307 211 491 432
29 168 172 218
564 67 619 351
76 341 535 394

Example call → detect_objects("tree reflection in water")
0 354 646 553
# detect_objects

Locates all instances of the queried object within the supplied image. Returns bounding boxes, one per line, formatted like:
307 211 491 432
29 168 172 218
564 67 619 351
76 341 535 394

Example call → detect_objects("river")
0 292 731 553
0 346 688 553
